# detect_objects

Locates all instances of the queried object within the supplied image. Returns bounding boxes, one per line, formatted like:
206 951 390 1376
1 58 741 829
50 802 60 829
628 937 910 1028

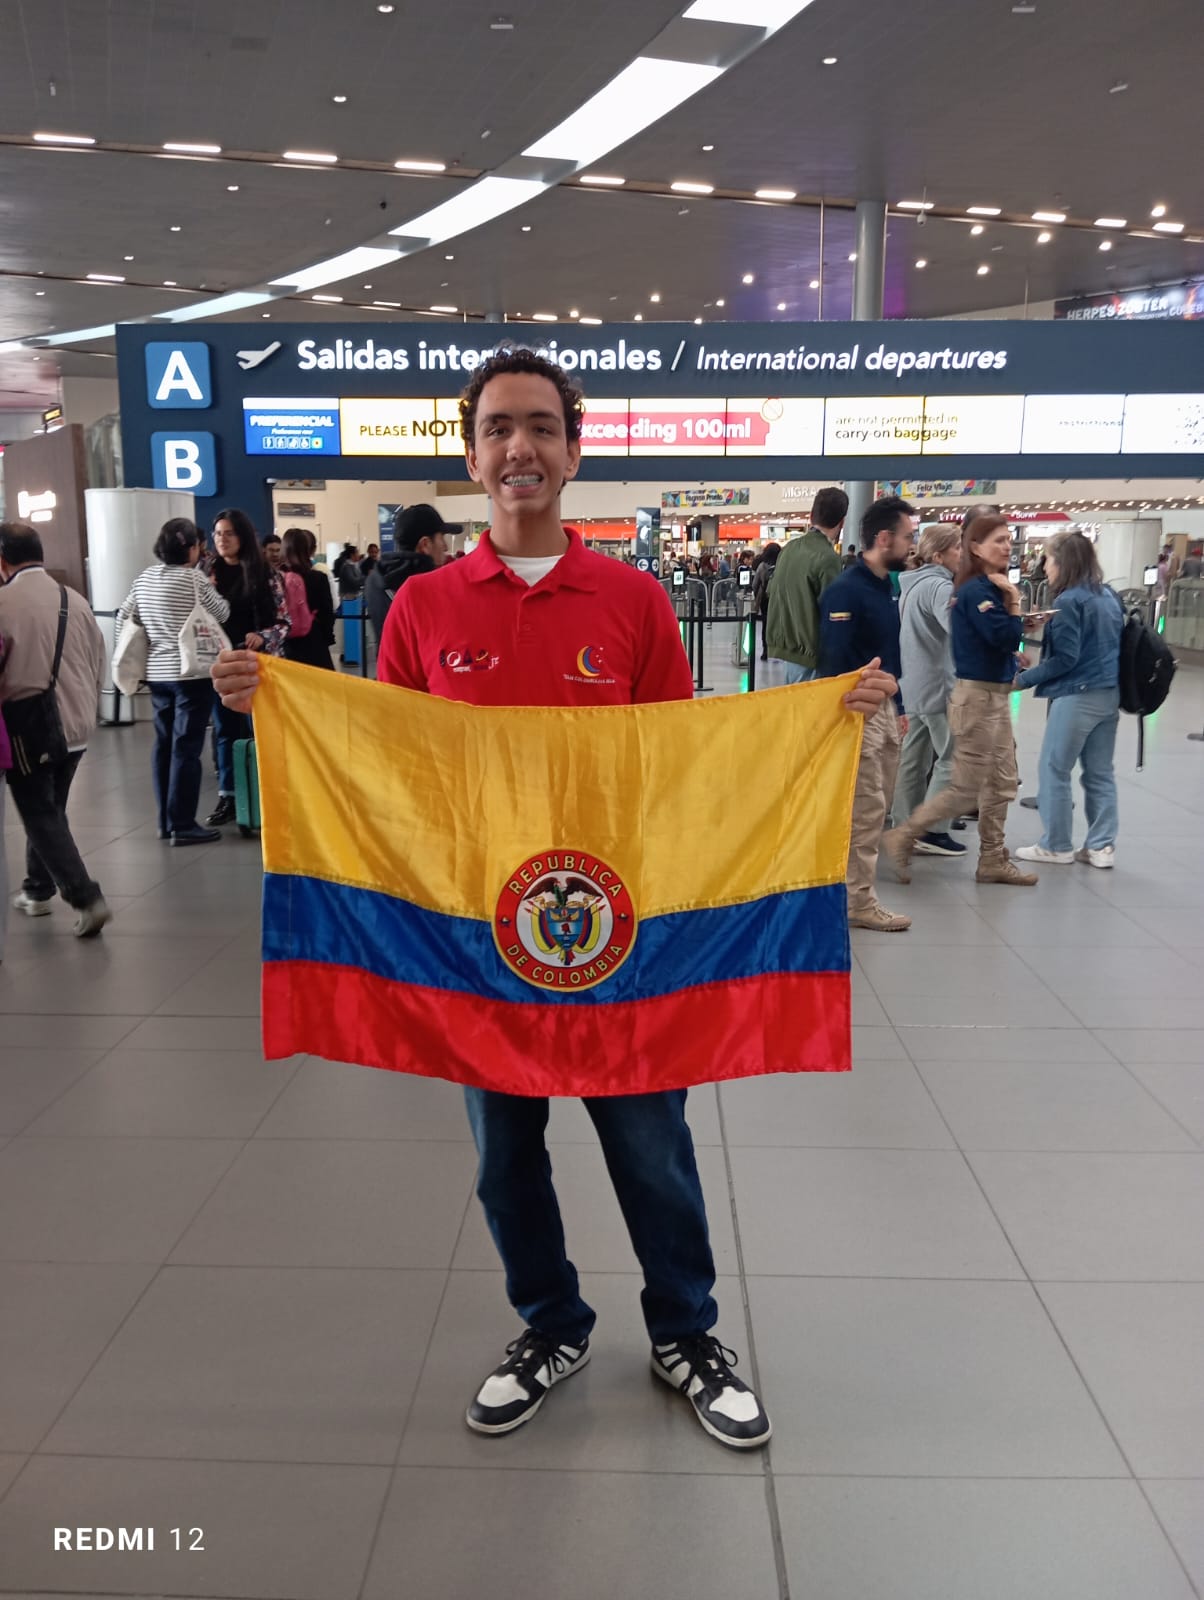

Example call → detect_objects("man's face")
881 518 916 572
264 541 282 567
418 532 449 567
466 372 580 517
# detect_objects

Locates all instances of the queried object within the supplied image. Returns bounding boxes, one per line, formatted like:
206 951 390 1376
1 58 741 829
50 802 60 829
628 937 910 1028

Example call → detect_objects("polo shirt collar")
464 526 599 592
856 555 892 591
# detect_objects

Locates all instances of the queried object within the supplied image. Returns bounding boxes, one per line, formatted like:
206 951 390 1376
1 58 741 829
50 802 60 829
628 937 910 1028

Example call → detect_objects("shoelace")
666 1335 742 1400
501 1330 573 1391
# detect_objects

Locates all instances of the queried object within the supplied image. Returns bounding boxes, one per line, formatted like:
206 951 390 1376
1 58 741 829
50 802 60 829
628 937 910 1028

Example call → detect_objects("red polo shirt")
377 527 694 707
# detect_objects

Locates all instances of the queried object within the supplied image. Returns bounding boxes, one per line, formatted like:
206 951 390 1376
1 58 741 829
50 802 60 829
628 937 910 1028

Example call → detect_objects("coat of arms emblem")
493 851 638 992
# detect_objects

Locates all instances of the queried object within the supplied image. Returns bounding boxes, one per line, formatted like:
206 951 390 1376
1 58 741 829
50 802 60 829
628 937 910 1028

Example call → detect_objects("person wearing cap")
363 505 457 656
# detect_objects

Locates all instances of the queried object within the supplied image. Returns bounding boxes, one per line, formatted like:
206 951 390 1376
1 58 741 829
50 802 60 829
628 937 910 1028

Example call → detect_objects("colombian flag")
256 657 862 1097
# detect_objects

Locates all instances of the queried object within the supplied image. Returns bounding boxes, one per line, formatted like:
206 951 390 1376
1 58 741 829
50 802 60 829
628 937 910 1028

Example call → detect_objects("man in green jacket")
765 487 847 682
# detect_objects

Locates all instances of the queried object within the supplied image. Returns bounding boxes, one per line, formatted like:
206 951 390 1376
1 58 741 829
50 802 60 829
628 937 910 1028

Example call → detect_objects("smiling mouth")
501 473 544 489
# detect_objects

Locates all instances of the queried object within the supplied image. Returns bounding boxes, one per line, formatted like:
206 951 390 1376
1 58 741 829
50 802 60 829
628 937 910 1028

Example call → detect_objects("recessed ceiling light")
394 158 446 172
634 313 643 320
671 180 714 194
896 199 935 211
915 258 927 268
822 55 837 64
809 278 820 288
332 94 348 104
1109 79 1129 93
776 300 787 310
966 206 1001 217
756 187 797 201
373 300 403 307
650 292 661 302
701 143 715 151
1099 240 1113 251
490 14 515 28
1153 220 1184 234
445 254 455 261
1150 204 1167 218
430 304 458 313
123 254 134 261
312 294 343 302
227 183 240 192
520 224 532 232
35 290 45 296
970 223 984 235
377 3 394 11
1094 217 1127 228
33 131 95 145
1032 210 1066 224
579 315 602 325
579 173 626 186
532 312 557 322
1036 231 1052 244
169 225 182 232
716 297 725 306
976 264 990 275
742 272 754 284
694 316 703 324
163 279 177 285
283 150 338 163
848 251 857 261
163 141 221 155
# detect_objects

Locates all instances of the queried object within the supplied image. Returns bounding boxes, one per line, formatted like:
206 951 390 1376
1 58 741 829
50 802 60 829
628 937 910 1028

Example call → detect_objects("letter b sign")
152 432 217 496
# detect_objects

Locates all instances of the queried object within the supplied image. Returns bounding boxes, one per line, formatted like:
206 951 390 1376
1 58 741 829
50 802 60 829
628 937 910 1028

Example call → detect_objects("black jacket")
364 549 436 640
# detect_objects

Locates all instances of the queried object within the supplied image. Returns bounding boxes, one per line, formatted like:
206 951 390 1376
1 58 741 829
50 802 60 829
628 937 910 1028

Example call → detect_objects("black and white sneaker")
652 1334 771 1449
466 1329 590 1435
915 831 967 857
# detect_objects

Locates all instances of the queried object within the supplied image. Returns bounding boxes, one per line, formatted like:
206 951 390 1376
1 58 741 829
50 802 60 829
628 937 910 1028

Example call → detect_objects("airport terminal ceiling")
2 0 1204 416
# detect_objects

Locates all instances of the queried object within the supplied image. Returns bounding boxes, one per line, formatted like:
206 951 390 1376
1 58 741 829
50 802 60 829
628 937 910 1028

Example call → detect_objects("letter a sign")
145 342 212 409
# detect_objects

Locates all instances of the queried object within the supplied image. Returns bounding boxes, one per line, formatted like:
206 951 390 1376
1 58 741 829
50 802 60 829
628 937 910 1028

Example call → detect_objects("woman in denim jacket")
1014 530 1123 869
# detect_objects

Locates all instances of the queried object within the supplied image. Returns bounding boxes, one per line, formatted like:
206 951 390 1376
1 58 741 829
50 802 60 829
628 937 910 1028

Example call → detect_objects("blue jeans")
781 662 818 685
150 679 214 834
463 1087 718 1346
211 693 252 797
1037 688 1120 853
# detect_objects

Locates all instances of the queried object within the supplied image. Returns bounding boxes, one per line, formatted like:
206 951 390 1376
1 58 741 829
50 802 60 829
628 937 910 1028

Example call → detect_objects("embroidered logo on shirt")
493 851 638 992
977 600 995 612
829 612 852 622
439 646 499 673
564 643 616 686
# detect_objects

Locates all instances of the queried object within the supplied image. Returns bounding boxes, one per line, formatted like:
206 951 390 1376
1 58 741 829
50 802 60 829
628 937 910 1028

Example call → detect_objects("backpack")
1118 605 1176 769
282 570 315 638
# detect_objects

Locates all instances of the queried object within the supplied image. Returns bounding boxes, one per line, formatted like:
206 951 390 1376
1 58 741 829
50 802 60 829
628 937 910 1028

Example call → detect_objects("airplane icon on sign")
236 341 283 371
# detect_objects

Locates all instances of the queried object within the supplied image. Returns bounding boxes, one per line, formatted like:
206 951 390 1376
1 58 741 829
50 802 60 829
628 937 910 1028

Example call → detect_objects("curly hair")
458 347 585 446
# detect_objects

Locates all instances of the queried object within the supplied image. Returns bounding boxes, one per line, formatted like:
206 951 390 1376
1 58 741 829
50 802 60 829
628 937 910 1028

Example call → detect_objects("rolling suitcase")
233 738 261 838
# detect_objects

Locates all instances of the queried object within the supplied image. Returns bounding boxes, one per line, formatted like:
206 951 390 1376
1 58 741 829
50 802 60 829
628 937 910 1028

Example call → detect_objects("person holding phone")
883 515 1038 888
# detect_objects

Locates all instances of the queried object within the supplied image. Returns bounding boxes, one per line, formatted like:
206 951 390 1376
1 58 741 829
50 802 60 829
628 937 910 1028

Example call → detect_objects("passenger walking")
819 494 918 932
891 524 966 859
751 541 781 661
883 515 1038 888
765 488 846 683
280 527 336 671
204 509 289 828
117 517 232 845
1014 530 1123 869
0 522 110 936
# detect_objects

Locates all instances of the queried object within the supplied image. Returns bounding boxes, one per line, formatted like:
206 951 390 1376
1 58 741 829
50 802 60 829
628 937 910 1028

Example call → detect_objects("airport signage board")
117 319 1204 530
1055 279 1204 322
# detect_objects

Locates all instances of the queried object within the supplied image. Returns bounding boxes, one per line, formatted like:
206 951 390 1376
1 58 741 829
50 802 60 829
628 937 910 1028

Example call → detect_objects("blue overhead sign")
145 341 212 409
242 397 340 455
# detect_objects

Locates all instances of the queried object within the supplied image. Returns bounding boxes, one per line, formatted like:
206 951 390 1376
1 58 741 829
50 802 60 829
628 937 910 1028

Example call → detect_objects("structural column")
844 199 887 544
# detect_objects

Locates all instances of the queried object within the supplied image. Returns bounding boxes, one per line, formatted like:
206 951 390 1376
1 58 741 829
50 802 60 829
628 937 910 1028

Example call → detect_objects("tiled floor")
1 651 1202 1599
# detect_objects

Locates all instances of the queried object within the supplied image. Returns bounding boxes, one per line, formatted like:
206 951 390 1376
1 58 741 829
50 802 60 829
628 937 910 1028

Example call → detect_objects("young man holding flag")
214 348 896 1450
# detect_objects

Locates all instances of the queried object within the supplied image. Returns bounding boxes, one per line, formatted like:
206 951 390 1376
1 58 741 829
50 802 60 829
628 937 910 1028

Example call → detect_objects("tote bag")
112 613 150 697
179 590 232 679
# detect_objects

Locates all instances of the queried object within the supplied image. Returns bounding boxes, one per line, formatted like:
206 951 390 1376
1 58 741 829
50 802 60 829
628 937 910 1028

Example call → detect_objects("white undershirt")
498 551 564 587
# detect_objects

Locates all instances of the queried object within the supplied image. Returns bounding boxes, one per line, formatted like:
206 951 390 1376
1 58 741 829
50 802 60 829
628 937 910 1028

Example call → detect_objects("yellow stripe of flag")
254 657 862 921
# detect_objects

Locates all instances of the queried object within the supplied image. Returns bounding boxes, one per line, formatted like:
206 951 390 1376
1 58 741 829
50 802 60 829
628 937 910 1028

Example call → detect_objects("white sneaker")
12 892 53 917
1076 846 1116 869
1016 845 1075 865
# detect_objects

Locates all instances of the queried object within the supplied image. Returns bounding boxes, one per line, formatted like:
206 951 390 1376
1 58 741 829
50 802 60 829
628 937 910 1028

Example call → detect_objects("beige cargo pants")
847 701 902 914
896 680 1018 865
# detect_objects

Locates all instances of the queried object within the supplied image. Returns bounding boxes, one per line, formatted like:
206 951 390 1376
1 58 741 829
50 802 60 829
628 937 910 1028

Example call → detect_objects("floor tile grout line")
1026 1282 1204 1600
715 1083 792 1600
4 1050 113 1140
1088 1028 1204 1151
352 1180 478 1600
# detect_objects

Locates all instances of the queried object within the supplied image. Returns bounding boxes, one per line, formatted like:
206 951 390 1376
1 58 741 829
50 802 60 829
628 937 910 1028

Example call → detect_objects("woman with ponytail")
116 517 232 845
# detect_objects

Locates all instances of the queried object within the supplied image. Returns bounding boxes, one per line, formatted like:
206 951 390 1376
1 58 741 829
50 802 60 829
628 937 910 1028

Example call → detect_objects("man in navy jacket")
820 496 917 932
